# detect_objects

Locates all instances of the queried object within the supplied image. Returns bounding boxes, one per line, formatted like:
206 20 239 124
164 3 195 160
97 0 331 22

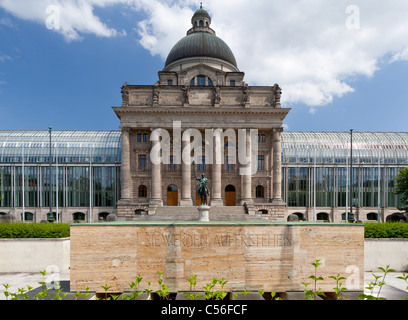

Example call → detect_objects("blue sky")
0 1 408 133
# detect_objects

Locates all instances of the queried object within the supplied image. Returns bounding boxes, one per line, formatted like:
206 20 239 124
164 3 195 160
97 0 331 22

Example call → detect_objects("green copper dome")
164 6 238 70
165 32 238 68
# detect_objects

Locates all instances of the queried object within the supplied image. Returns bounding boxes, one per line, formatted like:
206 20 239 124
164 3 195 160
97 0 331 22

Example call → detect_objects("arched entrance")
167 185 179 206
225 185 236 206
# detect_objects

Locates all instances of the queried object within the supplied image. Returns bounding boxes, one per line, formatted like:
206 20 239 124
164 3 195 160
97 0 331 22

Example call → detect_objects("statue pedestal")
197 205 210 222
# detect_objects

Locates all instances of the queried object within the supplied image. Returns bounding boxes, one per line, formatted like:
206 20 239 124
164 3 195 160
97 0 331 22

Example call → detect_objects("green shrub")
365 222 408 239
0 223 70 238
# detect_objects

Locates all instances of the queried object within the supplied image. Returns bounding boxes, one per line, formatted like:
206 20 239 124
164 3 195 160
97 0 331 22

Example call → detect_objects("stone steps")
125 205 284 222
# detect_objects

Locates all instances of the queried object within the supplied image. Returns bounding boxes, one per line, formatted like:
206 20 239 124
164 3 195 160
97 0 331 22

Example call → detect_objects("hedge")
364 222 408 239
0 223 70 238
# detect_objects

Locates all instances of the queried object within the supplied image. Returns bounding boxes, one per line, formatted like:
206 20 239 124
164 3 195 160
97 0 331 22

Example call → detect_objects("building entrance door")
225 185 236 206
167 185 178 206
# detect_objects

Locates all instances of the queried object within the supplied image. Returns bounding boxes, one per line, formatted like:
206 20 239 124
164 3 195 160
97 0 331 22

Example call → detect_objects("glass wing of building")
0 130 407 222
0 131 121 214
281 132 408 221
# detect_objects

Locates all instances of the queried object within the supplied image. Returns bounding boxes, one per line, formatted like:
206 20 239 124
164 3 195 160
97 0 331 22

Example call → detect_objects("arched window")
73 212 85 221
168 185 178 192
367 212 378 221
256 186 264 198
190 75 213 87
98 212 110 221
199 20 204 26
21 212 34 221
317 212 329 221
139 185 147 198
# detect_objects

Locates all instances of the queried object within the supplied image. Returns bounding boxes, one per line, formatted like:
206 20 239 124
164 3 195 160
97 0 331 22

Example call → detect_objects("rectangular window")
230 80 235 87
287 167 308 207
137 134 143 143
143 134 149 142
257 155 265 171
169 156 177 171
167 80 173 86
93 166 115 207
226 156 235 172
258 134 266 143
138 154 147 171
197 156 206 171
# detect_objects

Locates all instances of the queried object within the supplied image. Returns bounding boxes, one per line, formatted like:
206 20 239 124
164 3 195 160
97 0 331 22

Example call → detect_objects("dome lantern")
163 4 239 72
190 3 212 32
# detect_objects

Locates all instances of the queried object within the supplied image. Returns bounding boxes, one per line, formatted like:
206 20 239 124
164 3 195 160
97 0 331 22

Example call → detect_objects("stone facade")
70 222 365 293
113 8 290 220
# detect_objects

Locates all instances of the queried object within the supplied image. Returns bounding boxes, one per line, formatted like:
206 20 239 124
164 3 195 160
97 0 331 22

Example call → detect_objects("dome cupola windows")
190 75 213 87
189 4 214 36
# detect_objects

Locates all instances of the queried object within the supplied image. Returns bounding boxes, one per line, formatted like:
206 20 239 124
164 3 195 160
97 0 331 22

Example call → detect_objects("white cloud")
1 0 408 110
129 0 408 109
391 47 408 62
0 0 127 41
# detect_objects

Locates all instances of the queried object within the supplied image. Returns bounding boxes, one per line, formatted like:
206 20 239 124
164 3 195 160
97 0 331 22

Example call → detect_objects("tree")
395 167 408 214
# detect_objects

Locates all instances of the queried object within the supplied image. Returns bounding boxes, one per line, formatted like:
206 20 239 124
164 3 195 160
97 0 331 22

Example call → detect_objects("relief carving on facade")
121 82 129 106
272 84 282 108
182 84 190 105
212 85 221 106
153 83 160 106
242 83 250 106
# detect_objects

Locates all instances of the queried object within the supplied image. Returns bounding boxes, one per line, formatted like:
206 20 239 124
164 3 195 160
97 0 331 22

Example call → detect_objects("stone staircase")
127 206 281 222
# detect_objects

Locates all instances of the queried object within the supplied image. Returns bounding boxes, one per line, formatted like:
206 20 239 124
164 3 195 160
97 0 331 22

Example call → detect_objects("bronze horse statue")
193 161 210 206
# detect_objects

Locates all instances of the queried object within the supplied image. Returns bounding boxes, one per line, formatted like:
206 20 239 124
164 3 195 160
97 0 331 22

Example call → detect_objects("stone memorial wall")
70 222 364 293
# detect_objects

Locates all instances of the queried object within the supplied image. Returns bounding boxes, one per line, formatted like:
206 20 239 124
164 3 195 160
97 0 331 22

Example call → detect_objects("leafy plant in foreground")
156 272 171 300
329 273 347 300
359 265 395 300
306 259 325 300
397 273 408 300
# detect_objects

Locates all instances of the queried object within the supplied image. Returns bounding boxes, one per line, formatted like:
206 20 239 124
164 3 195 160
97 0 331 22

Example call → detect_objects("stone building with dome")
0 6 407 224
113 6 291 220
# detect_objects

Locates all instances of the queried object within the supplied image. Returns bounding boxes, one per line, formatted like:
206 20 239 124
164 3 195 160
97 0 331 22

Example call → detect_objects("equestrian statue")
192 161 210 206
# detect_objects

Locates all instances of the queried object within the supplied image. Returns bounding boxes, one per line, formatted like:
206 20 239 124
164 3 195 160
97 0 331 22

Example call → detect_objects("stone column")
211 128 223 206
180 137 193 206
120 127 131 200
241 129 253 205
272 128 285 205
150 136 163 206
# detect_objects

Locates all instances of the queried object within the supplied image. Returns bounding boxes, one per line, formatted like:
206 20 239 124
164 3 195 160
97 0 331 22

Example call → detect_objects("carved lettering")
143 232 291 248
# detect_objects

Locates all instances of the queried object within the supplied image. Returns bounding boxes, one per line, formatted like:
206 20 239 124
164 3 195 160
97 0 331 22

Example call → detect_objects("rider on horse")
193 161 210 206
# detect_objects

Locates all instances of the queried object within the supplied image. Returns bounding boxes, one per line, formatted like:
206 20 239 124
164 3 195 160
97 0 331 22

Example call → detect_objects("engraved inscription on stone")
143 232 292 248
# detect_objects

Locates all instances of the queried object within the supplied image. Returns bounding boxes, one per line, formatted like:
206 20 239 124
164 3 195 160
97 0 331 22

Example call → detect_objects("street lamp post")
349 129 353 222
49 126 53 222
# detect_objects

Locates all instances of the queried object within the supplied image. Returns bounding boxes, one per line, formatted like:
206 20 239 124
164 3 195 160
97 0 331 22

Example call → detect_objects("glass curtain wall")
0 131 121 210
0 167 12 207
282 132 408 209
